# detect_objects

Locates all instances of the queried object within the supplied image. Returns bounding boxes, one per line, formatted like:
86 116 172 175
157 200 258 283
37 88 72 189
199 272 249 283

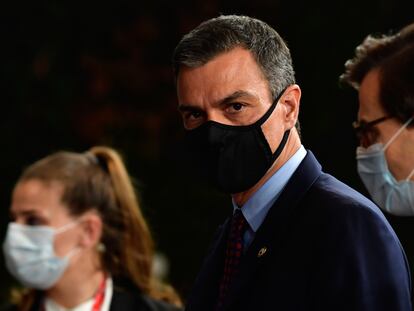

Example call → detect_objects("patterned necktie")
216 208 248 310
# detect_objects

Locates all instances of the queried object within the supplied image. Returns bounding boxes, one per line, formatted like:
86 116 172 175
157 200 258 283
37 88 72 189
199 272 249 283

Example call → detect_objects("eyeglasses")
352 116 391 147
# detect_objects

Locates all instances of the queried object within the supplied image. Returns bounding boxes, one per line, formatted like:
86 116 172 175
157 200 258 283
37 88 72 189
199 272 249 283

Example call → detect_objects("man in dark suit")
173 15 412 310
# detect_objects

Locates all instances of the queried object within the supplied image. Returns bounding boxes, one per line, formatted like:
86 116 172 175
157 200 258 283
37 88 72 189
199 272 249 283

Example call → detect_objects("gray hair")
172 15 296 100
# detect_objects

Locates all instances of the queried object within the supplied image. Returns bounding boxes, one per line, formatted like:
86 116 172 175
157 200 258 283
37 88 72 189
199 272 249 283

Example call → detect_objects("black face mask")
183 90 290 194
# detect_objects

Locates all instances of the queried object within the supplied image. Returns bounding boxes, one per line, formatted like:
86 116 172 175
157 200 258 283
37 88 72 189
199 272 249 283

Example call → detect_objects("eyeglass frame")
352 115 391 147
352 116 391 133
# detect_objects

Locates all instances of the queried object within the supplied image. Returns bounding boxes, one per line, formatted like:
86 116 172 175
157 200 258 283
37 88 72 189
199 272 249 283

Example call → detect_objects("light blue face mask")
2 221 80 290
356 117 414 216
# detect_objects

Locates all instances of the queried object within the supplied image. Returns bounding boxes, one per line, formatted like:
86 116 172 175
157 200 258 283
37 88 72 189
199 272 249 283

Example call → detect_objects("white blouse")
44 277 113 311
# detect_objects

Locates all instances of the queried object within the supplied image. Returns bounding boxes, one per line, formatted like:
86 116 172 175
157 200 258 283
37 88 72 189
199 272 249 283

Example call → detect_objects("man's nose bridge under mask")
206 109 227 124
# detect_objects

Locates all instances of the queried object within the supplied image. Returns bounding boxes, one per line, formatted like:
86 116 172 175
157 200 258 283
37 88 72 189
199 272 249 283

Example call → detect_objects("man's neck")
232 131 301 206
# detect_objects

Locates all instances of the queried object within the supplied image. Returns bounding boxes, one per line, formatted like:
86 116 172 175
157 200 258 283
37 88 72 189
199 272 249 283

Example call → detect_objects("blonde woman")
2 147 181 311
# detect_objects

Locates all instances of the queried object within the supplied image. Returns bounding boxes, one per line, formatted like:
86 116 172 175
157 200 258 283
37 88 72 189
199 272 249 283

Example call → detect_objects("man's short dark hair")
340 23 414 124
172 15 295 101
172 15 299 132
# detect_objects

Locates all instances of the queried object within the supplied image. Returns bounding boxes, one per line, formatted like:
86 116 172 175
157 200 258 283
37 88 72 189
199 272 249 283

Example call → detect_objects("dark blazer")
186 151 412 311
110 278 182 311
1 278 181 311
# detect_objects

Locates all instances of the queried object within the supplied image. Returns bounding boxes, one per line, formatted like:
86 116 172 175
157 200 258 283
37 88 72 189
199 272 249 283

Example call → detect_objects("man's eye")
189 111 202 119
232 103 243 111
183 110 202 120
182 110 205 130
227 103 244 113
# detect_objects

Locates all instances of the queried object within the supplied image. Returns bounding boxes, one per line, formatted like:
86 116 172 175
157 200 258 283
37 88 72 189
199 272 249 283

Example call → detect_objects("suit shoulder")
310 172 382 215
306 172 402 244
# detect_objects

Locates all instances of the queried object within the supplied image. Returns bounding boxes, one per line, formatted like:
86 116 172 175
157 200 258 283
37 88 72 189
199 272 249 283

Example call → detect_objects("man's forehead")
177 49 269 105
358 69 386 120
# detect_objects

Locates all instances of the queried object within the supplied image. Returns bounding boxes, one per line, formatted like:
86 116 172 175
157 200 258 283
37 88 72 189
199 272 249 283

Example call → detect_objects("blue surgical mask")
2 221 80 290
356 117 414 216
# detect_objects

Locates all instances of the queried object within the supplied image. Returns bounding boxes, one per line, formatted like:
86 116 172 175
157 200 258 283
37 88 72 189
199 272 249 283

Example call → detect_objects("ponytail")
89 147 154 294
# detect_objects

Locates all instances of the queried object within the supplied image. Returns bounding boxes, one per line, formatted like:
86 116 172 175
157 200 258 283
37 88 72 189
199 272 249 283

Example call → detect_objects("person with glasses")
173 15 411 311
340 23 414 216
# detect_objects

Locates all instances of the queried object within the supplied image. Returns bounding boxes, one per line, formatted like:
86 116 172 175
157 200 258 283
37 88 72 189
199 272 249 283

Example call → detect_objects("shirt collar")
232 145 307 232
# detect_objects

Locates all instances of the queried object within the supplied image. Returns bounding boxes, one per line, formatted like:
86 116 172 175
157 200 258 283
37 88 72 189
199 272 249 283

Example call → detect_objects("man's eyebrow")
218 90 257 107
177 104 202 113
177 90 257 112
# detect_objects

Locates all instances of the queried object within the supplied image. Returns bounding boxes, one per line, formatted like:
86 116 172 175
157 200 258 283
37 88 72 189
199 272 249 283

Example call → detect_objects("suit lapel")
222 151 322 310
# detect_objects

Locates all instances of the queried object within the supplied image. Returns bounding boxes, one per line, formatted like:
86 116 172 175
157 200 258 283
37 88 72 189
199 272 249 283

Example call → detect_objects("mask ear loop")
54 220 83 260
255 87 288 126
406 167 414 181
383 117 413 150
405 118 414 181
54 220 80 235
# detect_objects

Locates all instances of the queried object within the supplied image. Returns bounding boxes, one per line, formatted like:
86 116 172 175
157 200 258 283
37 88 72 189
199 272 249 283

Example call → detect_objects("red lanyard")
91 275 106 311
41 276 107 311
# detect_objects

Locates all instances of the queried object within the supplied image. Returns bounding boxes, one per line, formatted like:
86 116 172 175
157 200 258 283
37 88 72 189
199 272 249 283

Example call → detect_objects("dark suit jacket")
186 151 412 311
110 278 182 311
1 278 181 311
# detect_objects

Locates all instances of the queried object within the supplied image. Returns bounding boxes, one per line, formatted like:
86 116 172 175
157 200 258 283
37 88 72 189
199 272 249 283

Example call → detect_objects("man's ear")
279 84 301 129
78 211 103 249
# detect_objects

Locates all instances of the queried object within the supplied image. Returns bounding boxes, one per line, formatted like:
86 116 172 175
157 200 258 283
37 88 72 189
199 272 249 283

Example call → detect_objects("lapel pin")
257 247 267 258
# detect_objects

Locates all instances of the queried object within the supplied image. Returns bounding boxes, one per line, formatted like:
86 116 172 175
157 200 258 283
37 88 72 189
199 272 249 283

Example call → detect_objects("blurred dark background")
1 0 413 303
